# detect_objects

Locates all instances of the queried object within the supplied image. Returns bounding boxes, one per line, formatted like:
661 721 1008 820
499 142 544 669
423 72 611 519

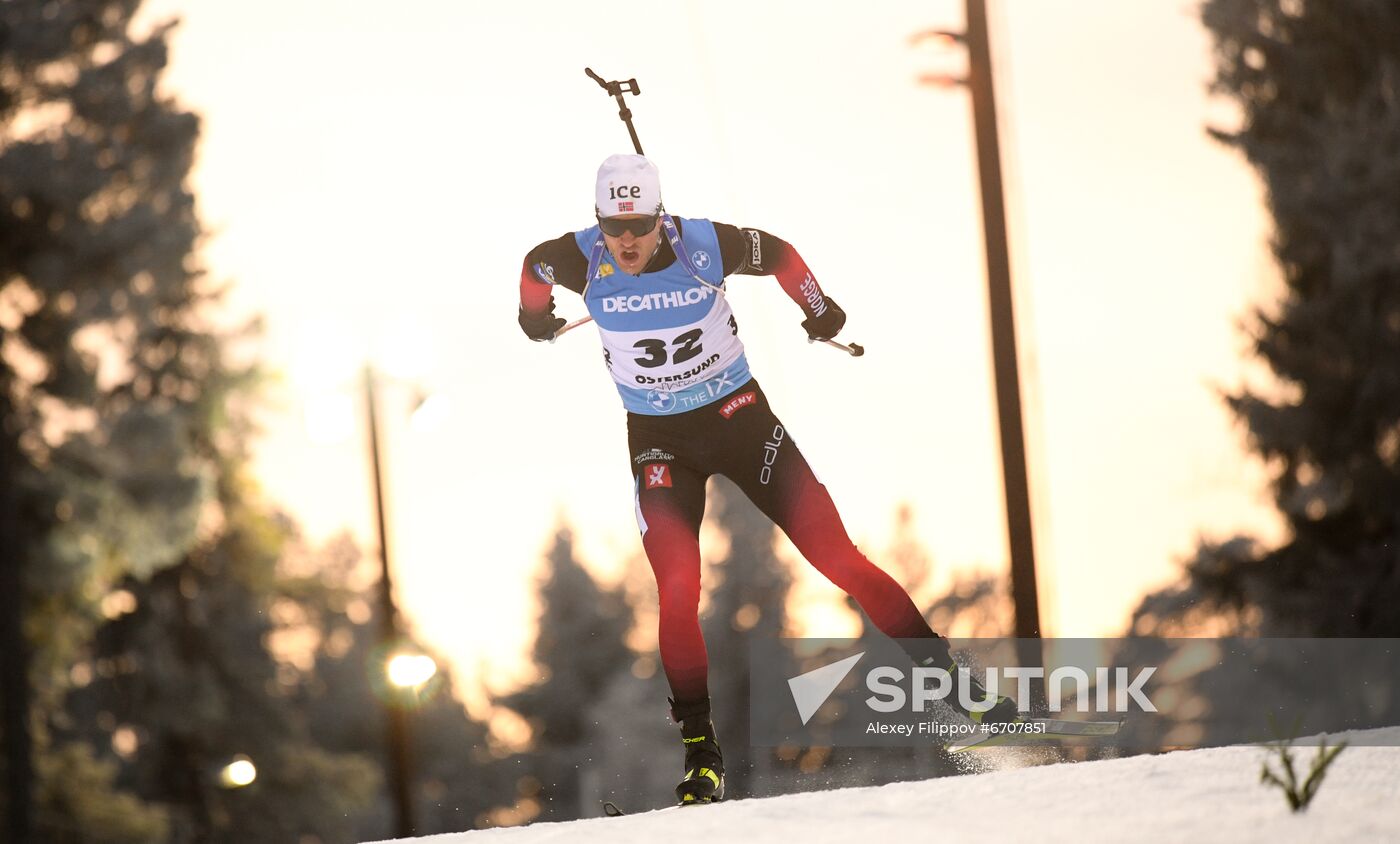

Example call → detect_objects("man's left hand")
801 298 846 341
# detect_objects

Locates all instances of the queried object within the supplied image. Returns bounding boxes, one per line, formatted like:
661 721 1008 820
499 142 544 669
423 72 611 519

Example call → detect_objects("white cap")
595 154 662 217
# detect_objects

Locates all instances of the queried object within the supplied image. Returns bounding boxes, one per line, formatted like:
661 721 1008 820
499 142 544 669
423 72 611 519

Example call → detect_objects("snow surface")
366 727 1400 843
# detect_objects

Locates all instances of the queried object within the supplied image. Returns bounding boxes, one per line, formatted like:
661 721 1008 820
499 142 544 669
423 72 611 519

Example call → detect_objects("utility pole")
916 0 1043 644
364 365 415 839
964 0 1042 641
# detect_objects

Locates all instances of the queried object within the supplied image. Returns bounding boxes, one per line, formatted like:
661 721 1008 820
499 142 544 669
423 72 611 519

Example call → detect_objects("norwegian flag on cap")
595 153 663 217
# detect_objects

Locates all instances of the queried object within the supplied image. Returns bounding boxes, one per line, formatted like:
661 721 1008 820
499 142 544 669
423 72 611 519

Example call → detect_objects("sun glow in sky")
137 0 1286 714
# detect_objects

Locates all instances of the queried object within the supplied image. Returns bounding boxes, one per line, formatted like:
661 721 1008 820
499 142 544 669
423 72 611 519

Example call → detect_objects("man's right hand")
518 303 567 342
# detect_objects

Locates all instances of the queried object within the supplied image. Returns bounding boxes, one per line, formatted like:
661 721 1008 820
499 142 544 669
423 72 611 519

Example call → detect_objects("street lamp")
914 1 1044 648
292 322 443 836
218 756 257 788
387 652 438 689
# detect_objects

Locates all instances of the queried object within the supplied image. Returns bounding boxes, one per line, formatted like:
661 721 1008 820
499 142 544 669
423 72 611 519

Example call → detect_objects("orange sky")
135 0 1286 713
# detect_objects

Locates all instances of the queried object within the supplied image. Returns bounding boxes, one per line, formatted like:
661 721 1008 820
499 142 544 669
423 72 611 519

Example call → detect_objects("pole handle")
808 337 866 357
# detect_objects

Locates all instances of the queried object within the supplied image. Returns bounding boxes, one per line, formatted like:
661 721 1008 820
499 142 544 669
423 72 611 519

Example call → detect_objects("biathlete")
517 154 1017 805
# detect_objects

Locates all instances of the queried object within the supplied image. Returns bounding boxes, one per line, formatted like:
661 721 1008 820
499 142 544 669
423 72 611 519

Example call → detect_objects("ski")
948 718 1124 753
602 797 720 817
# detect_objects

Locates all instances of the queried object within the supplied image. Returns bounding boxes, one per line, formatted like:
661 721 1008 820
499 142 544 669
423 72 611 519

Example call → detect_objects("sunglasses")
597 214 659 238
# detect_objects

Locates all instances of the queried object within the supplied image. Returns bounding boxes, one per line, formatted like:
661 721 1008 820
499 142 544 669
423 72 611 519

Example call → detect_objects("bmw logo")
646 390 677 412
691 250 711 270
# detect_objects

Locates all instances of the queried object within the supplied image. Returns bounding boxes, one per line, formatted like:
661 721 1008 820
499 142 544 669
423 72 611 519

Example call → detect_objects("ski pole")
810 337 866 357
585 67 645 155
549 315 594 343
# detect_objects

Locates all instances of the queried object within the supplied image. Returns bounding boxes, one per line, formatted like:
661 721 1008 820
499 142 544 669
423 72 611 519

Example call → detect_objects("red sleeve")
520 233 590 314
767 238 831 319
519 257 553 315
713 222 831 318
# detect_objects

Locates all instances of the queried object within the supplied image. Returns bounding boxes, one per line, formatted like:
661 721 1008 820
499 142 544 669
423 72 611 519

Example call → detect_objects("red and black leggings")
628 379 942 705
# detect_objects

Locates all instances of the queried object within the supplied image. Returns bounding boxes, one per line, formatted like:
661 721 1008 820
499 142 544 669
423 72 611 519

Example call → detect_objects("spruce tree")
497 527 632 819
2 2 219 838
68 476 382 844
1135 0 1400 635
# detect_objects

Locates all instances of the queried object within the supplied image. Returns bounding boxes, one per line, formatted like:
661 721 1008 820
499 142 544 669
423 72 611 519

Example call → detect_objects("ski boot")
908 638 1021 725
670 697 725 805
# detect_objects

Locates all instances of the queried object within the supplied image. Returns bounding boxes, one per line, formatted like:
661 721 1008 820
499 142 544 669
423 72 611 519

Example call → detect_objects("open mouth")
621 249 640 263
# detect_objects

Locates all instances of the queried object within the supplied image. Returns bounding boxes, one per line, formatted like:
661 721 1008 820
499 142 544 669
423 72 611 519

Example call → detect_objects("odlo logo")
759 425 784 485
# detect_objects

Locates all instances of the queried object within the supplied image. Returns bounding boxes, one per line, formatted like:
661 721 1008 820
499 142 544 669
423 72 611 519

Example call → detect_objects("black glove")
518 303 567 342
801 297 846 341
